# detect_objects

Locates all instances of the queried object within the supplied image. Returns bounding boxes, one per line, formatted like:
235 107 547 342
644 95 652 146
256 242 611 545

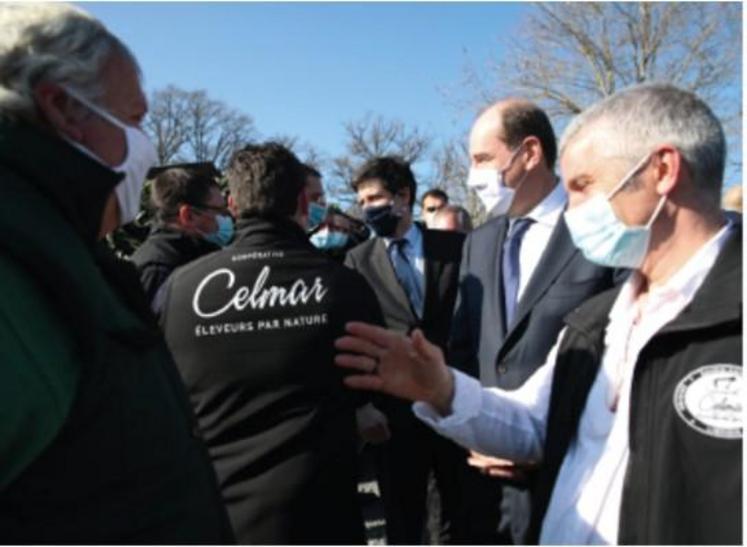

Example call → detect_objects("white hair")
0 3 139 121
559 83 726 200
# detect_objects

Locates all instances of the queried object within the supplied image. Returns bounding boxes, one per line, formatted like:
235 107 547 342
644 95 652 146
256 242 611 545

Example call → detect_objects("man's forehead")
357 178 388 194
560 129 610 179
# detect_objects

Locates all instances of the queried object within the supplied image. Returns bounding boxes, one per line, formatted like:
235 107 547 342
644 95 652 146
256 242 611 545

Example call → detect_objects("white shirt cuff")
413 368 483 428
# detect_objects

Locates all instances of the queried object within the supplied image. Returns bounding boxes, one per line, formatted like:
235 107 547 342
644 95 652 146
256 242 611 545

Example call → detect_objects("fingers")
335 353 378 373
345 321 397 347
466 453 529 481
411 328 439 360
335 335 383 359
344 374 385 392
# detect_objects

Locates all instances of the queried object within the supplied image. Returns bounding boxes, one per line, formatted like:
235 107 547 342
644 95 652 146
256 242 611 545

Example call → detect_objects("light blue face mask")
307 202 327 230
203 214 235 247
310 228 349 250
563 153 667 269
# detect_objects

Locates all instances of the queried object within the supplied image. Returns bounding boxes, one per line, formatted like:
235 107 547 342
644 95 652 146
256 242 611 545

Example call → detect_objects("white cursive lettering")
192 266 328 319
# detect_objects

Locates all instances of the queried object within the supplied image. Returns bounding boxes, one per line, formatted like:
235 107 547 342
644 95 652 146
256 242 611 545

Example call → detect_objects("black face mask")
364 203 401 237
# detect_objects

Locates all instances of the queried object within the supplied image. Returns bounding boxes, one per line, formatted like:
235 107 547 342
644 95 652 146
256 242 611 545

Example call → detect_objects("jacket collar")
0 119 123 245
232 214 314 250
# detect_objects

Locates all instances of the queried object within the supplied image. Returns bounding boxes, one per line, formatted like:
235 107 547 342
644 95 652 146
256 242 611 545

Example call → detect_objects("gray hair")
559 83 726 201
0 3 139 121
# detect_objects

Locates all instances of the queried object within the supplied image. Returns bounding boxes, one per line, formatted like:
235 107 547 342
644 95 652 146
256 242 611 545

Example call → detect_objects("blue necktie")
389 239 424 318
501 217 533 329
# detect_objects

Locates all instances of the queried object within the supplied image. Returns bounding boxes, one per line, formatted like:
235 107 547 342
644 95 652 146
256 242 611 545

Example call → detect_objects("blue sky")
83 2 526 165
82 2 741 191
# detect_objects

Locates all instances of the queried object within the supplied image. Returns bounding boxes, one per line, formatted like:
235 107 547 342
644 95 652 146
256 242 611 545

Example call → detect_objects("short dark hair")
151 167 220 221
227 142 306 218
351 156 417 209
421 188 449 206
500 103 557 169
302 164 322 179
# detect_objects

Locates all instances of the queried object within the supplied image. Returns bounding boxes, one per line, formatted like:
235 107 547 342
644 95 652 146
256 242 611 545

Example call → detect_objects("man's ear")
652 145 681 196
227 195 238 217
297 189 309 217
399 188 412 210
522 136 542 171
33 82 84 141
177 204 193 227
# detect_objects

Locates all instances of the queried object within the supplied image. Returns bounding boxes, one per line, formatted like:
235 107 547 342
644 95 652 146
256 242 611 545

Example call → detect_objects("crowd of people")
0 3 742 545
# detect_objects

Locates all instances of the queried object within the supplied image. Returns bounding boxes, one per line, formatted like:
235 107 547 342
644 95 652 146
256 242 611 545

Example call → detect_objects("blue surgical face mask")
310 228 349 250
307 202 327 230
564 153 667 269
203 214 234 247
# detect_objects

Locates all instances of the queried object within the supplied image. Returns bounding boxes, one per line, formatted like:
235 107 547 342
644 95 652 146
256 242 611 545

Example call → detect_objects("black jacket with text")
162 215 383 545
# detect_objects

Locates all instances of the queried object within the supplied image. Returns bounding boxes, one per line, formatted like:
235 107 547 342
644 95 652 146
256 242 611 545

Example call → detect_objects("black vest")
529 226 742 544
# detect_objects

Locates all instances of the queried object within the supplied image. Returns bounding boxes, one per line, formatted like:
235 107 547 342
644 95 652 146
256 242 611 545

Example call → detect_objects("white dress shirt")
414 221 734 544
511 180 566 301
384 221 426 298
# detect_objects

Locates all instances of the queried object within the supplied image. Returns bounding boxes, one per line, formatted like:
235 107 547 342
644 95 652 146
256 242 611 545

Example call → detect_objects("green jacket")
0 120 234 543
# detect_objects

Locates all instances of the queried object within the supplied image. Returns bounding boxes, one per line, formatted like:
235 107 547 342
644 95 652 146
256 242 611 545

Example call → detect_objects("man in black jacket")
335 84 741 545
345 157 465 544
131 165 229 308
0 4 232 543
161 142 383 544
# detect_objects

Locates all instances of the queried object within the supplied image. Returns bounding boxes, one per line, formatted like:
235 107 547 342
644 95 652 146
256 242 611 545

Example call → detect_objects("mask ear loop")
645 194 668 229
502 143 531 192
606 153 654 200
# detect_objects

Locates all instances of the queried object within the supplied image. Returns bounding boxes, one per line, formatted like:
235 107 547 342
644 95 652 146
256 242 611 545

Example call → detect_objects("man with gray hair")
0 4 232 542
334 83 742 544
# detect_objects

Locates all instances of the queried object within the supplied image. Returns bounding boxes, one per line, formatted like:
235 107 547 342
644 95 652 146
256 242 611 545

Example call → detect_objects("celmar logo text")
192 266 328 319
673 364 742 440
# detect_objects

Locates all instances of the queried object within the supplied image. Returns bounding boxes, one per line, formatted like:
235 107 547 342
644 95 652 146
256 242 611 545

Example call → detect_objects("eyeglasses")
425 205 443 213
193 204 230 217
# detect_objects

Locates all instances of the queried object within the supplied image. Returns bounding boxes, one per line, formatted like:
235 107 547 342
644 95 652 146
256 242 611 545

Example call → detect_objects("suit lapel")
511 216 577 330
370 238 416 320
422 230 441 319
490 217 510 337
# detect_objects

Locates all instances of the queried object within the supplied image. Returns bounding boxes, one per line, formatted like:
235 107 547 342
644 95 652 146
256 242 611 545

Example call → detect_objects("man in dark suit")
449 99 621 544
344 156 465 544
161 143 384 544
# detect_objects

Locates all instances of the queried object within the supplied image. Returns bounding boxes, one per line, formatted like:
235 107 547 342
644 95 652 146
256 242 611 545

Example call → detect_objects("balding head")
471 98 557 169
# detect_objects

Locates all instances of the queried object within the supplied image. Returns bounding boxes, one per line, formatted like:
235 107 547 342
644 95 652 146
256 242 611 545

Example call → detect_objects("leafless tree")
328 113 432 209
457 2 742 179
428 137 488 226
268 134 327 172
144 86 257 169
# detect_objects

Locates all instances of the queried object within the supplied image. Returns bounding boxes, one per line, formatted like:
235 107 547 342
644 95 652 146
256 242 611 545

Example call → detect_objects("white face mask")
62 86 158 226
466 147 524 217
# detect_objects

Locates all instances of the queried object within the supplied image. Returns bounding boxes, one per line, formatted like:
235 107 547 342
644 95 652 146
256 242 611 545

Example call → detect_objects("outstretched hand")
334 323 455 415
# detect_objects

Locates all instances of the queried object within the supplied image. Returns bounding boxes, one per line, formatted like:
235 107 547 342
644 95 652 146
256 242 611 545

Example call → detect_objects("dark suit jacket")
450 214 620 389
345 226 464 425
449 213 621 543
344 226 464 351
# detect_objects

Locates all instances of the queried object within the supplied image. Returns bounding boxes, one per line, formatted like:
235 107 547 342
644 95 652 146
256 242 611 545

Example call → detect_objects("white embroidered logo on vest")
673 364 742 439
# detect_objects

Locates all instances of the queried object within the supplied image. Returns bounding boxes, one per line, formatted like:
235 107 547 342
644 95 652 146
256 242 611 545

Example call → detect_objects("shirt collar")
523 177 566 228
385 221 421 250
